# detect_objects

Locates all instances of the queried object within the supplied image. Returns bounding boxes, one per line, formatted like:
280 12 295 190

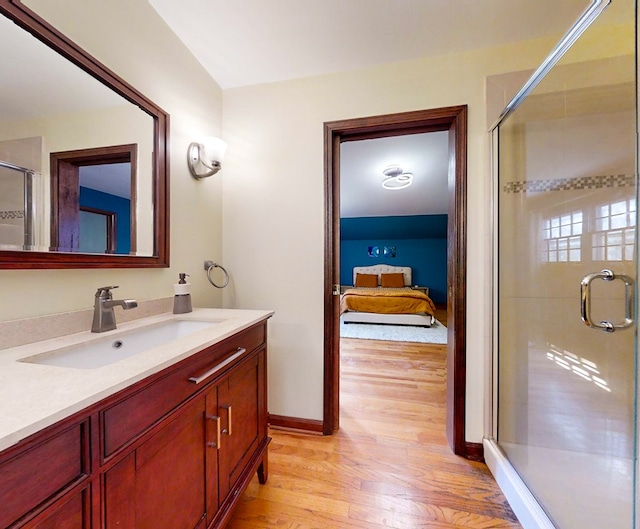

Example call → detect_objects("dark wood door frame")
79 206 117 253
324 105 476 459
50 143 137 254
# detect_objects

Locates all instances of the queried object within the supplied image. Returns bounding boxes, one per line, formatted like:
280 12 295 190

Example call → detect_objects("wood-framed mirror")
0 0 169 268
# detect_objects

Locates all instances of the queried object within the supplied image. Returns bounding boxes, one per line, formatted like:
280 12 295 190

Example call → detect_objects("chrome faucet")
91 285 138 333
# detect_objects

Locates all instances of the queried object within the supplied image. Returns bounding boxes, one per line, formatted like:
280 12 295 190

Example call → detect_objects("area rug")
339 318 447 344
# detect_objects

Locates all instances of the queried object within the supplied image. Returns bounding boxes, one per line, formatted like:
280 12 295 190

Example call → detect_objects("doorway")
50 144 137 254
324 106 473 458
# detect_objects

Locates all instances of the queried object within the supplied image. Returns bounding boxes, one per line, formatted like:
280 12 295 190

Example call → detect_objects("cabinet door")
104 398 206 529
217 349 266 499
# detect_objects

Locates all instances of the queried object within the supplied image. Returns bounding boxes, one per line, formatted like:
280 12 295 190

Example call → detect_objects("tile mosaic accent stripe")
0 210 24 220
504 173 634 193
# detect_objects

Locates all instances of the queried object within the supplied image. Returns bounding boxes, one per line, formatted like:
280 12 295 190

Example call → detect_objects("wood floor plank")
226 335 521 528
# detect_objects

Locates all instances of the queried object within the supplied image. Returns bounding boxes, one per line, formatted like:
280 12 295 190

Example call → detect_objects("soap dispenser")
173 273 193 314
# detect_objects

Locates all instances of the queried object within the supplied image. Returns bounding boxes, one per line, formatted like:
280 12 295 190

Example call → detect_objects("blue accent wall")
340 214 447 303
79 187 131 254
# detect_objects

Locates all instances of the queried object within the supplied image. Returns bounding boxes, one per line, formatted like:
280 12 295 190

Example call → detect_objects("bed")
340 264 436 327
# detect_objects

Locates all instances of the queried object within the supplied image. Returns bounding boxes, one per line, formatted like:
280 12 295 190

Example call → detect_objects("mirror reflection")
50 144 138 254
0 10 155 256
78 162 133 254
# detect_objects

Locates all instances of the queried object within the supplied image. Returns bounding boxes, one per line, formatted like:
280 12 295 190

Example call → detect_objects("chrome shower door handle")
580 269 635 332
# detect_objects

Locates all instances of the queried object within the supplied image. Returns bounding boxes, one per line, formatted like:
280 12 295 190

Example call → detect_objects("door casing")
323 105 475 458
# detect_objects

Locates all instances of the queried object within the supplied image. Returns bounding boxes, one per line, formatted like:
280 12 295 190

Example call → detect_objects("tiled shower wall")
0 137 42 247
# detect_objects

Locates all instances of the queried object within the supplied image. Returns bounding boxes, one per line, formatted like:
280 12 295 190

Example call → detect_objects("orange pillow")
354 273 378 288
381 273 405 288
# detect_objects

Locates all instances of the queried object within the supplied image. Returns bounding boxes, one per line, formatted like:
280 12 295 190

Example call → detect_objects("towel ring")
205 262 229 288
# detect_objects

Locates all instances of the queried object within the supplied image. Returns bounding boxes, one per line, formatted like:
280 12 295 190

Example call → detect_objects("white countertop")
0 308 273 452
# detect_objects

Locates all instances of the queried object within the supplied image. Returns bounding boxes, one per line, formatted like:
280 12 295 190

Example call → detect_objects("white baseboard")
483 439 556 529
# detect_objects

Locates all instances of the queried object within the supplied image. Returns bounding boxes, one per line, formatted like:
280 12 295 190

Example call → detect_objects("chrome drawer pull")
188 347 247 384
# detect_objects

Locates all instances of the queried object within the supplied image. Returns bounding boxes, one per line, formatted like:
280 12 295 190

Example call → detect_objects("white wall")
221 37 557 440
222 20 633 442
0 0 226 321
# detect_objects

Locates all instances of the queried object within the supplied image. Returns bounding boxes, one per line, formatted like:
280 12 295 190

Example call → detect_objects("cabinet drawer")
0 421 88 529
28 487 90 529
102 323 265 458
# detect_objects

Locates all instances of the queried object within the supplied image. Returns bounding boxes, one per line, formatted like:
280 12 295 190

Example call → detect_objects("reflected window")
547 345 611 393
543 211 582 262
592 198 636 261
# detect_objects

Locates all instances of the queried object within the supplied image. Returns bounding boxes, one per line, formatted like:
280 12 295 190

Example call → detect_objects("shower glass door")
0 161 37 248
495 1 637 527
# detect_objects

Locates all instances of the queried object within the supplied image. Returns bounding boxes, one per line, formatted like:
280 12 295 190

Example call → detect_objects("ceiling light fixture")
382 165 413 190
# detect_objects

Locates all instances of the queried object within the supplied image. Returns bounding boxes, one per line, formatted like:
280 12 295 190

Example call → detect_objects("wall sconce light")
187 136 227 180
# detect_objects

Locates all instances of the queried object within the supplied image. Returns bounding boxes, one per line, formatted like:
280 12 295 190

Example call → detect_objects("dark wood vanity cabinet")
104 345 268 529
1 320 270 529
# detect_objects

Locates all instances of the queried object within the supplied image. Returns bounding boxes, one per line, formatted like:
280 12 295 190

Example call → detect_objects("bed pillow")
354 273 378 288
381 272 405 288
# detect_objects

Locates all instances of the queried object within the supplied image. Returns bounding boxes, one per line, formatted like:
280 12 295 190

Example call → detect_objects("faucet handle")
95 285 119 297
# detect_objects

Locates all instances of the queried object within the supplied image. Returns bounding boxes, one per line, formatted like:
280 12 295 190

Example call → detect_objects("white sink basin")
19 319 222 369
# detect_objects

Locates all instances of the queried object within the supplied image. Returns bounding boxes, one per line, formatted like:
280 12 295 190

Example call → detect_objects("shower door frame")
484 0 638 528
0 159 37 248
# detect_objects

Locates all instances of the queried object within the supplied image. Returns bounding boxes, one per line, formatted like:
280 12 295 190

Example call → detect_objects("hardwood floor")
227 320 521 528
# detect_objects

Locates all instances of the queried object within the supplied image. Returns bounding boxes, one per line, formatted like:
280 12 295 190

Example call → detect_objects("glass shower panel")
0 163 35 248
496 1 637 528
0 165 28 248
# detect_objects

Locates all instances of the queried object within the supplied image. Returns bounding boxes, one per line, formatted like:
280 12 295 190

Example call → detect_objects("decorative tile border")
504 174 634 193
0 210 24 219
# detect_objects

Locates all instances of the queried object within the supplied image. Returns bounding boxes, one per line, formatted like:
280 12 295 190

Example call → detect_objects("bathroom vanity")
0 308 273 529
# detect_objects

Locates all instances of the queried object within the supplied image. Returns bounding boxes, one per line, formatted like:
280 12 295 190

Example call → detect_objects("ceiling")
79 164 132 199
148 0 597 90
147 0 604 218
340 132 449 218
0 13 124 122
